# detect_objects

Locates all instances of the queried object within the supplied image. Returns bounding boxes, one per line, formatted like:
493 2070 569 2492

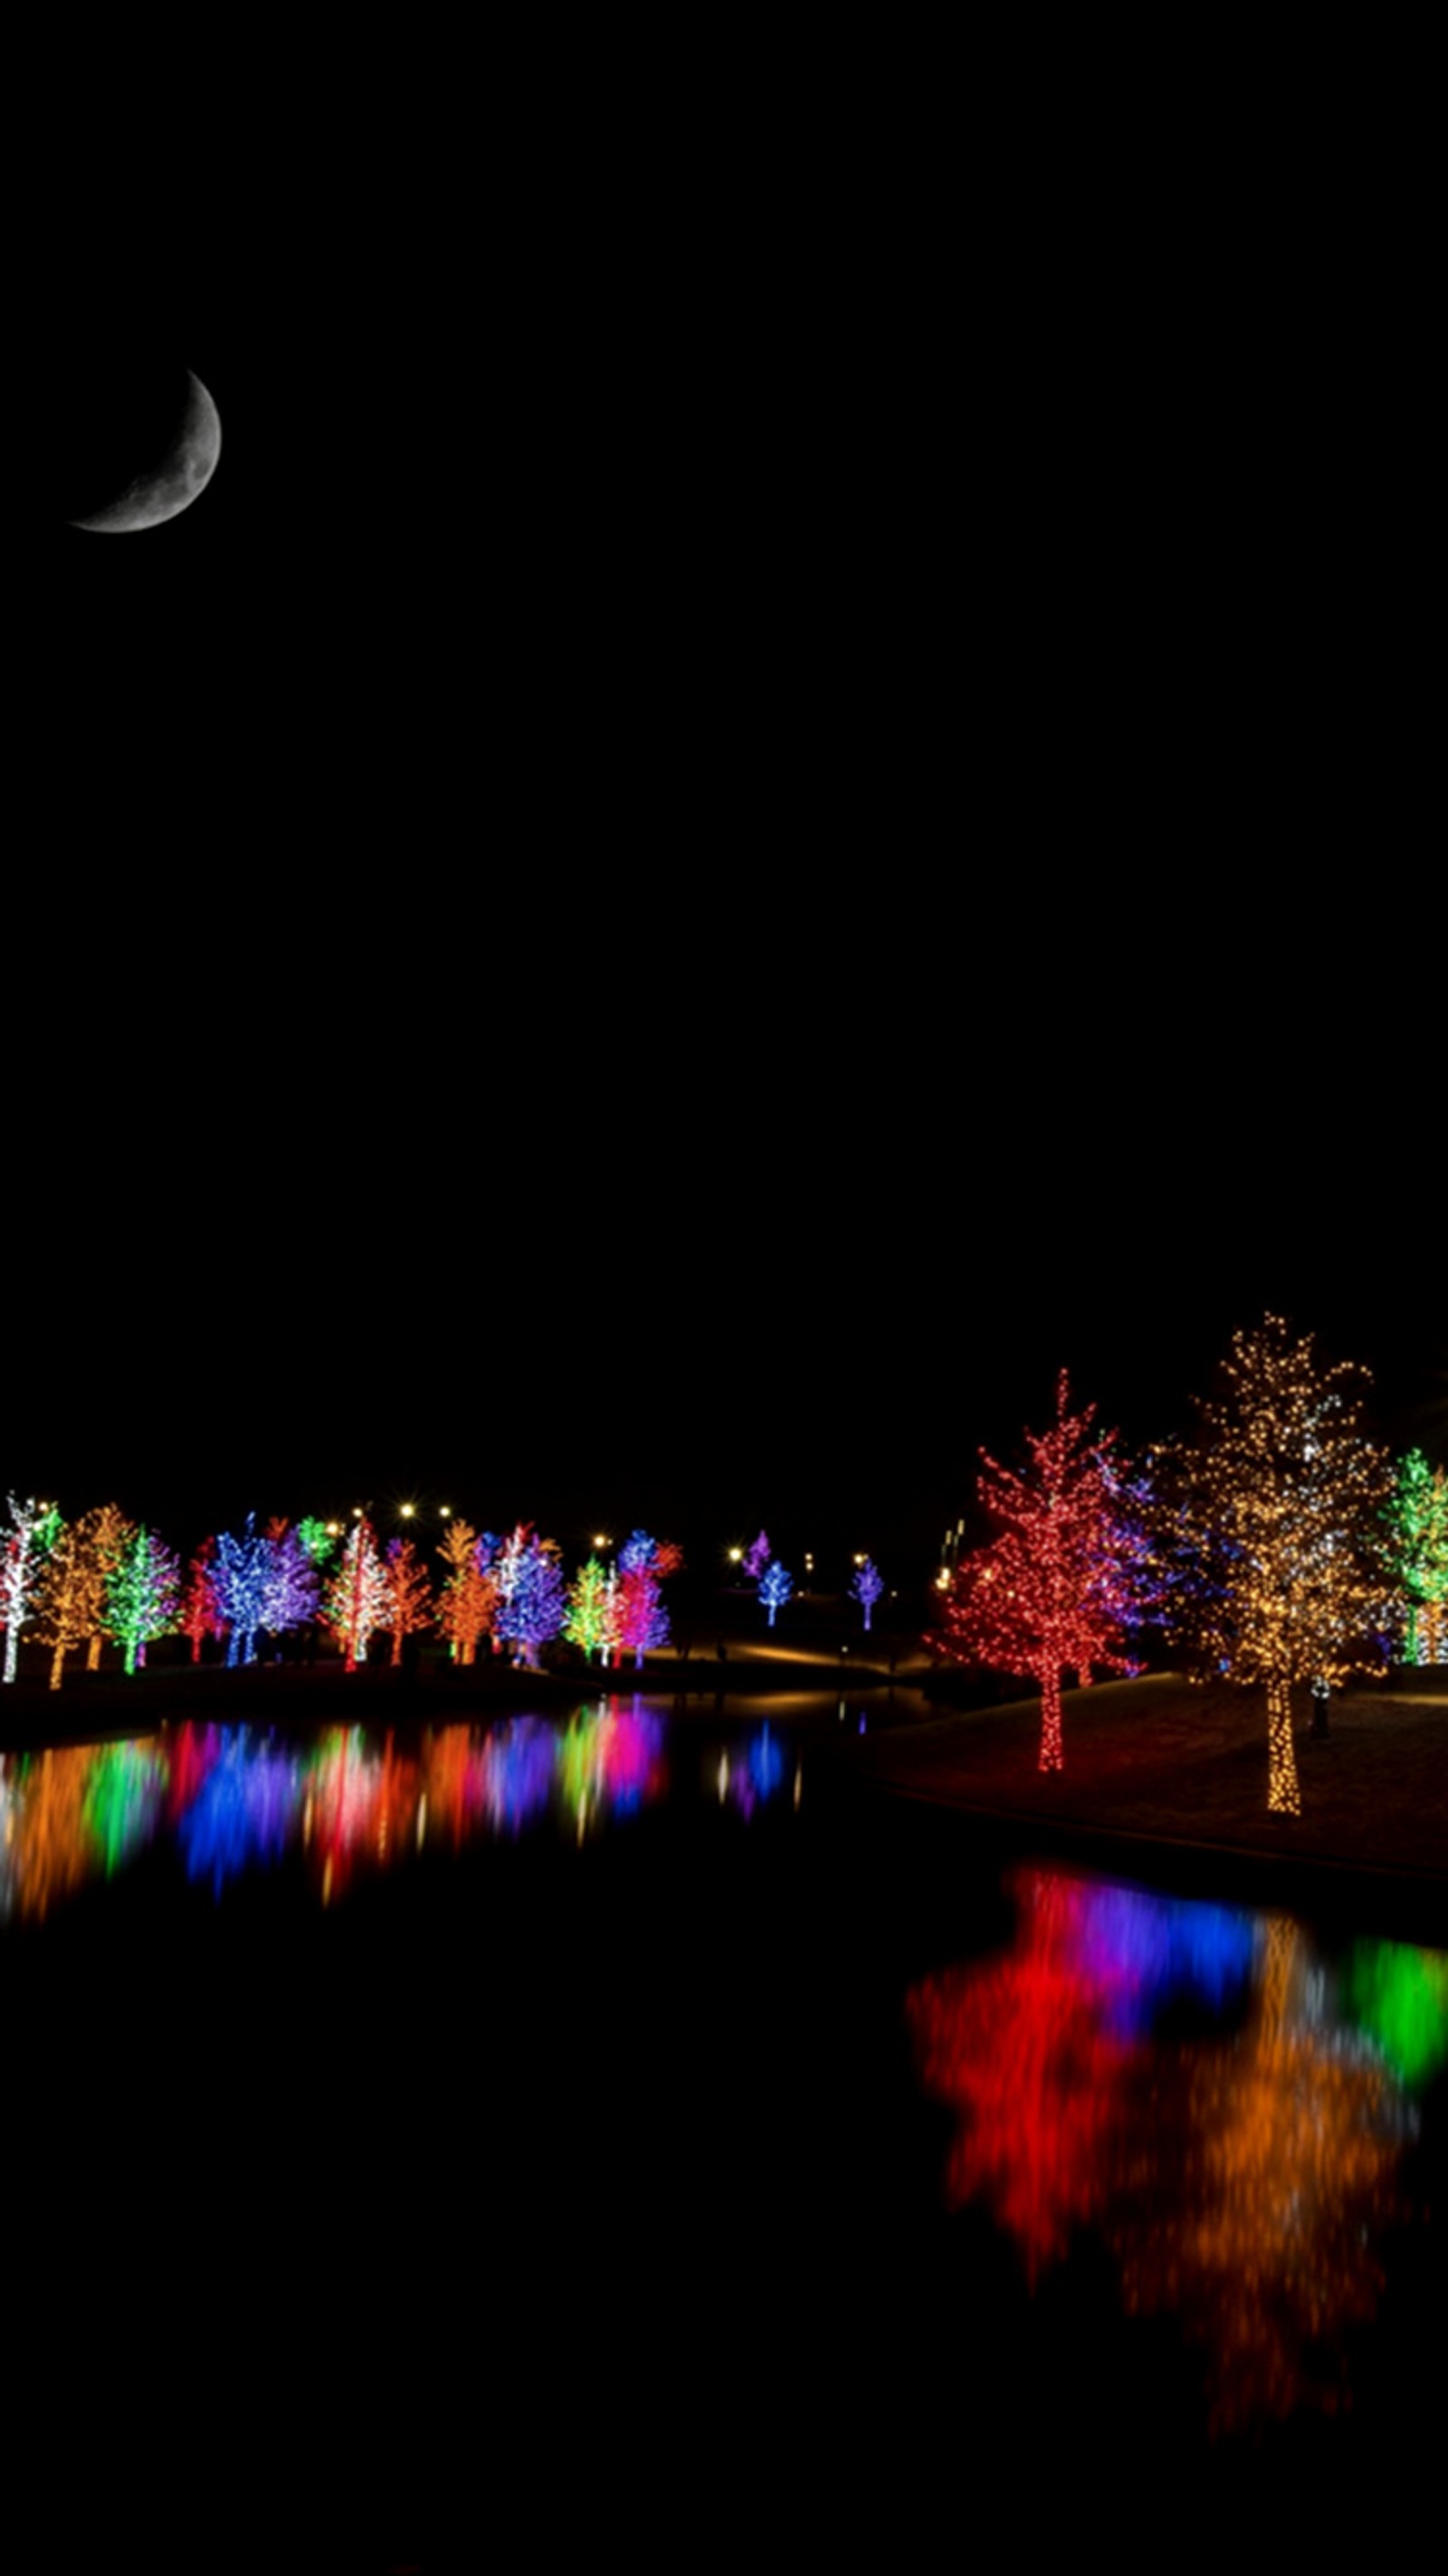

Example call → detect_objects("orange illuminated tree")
385 1534 433 1666
436 1519 498 1665
933 1372 1147 1772
1158 1314 1392 1817
34 1516 109 1691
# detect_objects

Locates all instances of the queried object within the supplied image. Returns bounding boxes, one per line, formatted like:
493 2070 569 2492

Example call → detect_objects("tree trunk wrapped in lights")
932 1373 1150 1774
1156 1314 1393 1817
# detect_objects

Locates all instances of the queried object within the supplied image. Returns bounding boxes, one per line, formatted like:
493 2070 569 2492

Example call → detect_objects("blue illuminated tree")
213 1513 274 1667
758 1560 793 1628
851 1557 884 1632
495 1527 567 1669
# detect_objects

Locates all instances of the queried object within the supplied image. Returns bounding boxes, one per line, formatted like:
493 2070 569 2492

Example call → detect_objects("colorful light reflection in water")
0 1697 705 1927
908 1869 1443 2433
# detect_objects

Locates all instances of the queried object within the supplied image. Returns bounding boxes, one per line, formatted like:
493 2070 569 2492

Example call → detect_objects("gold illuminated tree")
78 1503 136 1671
34 1517 109 1691
1159 1315 1391 1816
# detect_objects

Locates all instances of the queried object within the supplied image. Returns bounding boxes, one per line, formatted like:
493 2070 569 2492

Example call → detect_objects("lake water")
4 1694 1443 2559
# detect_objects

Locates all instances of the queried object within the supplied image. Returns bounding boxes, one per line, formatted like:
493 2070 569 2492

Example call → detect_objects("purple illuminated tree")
851 1557 884 1632
262 1519 323 1649
758 1560 793 1628
743 1530 772 1582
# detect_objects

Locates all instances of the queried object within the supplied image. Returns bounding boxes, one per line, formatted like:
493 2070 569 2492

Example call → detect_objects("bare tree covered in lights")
1157 1315 1392 1817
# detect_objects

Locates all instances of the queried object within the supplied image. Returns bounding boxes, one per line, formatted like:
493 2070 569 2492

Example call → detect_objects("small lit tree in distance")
758 1560 793 1628
1385 1448 1448 1666
34 1512 108 1691
1157 1315 1392 1817
564 1553 616 1665
385 1534 433 1666
107 1526 182 1674
933 1372 1147 1776
325 1516 391 1671
852 1556 884 1632
743 1530 772 1583
2 1496 62 1684
436 1518 498 1665
180 1536 224 1666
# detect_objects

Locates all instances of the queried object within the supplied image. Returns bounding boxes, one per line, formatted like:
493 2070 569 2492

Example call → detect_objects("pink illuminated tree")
933 1371 1146 1774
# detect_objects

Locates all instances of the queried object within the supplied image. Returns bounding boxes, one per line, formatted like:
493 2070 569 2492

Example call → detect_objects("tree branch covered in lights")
931 1372 1148 1774
213 1514 274 1667
1156 1314 1392 1816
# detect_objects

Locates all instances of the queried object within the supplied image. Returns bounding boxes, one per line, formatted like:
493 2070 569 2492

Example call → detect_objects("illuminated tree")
851 1556 884 1631
2 1495 61 1684
1157 1315 1392 1817
212 1514 274 1666
180 1537 224 1665
384 1534 433 1665
494 1526 567 1669
564 1554 616 1665
436 1518 498 1665
758 1559 793 1628
324 1517 391 1671
614 1531 679 1669
743 1530 772 1582
933 1372 1147 1775
78 1503 135 1669
107 1526 181 1674
34 1515 109 1691
262 1518 323 1646
1385 1448 1448 1665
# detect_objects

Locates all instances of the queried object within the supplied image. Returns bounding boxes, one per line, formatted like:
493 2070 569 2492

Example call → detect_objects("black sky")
6 63 1439 1575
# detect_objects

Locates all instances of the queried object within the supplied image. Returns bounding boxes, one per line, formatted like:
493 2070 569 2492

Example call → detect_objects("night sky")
8 74 1438 1583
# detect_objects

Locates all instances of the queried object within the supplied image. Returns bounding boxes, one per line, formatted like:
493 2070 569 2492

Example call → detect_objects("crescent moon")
71 369 222 535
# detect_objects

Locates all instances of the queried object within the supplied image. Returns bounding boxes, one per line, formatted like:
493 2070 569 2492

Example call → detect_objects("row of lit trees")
0 1503 700 1690
931 1315 1446 1816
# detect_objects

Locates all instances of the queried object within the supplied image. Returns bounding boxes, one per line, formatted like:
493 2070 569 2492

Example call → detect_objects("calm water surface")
4 1694 1443 2556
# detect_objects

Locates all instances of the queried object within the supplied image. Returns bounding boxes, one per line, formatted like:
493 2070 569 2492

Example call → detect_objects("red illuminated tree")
934 1371 1146 1773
